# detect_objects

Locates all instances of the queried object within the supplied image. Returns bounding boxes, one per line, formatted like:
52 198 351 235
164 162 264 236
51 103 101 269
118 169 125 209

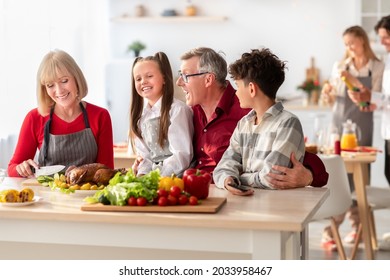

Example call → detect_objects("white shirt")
135 97 194 176
372 54 390 139
381 54 390 139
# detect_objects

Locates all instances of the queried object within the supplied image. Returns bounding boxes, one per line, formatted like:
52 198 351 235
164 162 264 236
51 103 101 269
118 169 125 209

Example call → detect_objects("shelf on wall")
111 16 228 23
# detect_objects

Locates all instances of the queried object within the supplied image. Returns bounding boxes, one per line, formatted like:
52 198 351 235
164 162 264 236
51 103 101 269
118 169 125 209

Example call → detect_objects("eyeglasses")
178 71 209 83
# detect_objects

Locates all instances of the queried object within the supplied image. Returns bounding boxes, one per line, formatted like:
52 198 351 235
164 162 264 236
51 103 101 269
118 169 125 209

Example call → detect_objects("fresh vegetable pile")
84 169 200 207
84 169 160 206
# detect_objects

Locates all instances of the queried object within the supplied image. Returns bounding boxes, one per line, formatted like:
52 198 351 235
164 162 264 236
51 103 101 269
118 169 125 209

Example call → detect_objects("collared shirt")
135 97 194 176
213 102 305 189
192 82 250 175
381 54 390 139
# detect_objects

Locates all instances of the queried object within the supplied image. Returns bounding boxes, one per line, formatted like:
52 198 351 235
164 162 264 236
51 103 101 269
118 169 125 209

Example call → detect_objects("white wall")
0 0 362 139
0 0 107 139
106 0 361 142
108 0 359 97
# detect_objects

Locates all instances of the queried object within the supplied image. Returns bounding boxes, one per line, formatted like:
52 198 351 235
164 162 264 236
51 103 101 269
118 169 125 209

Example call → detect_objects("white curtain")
0 0 108 168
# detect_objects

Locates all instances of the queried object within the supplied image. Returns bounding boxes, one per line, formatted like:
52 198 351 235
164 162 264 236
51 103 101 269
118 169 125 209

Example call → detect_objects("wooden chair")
350 186 390 259
311 154 352 260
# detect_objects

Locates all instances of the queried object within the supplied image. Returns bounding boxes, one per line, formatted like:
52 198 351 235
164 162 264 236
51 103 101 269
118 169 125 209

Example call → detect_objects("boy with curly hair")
213 48 305 195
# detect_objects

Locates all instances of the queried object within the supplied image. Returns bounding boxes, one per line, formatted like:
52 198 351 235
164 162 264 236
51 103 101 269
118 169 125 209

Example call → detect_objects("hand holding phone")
227 179 251 192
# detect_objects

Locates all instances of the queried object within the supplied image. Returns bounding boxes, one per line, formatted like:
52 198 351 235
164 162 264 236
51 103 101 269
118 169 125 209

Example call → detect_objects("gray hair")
180 47 227 85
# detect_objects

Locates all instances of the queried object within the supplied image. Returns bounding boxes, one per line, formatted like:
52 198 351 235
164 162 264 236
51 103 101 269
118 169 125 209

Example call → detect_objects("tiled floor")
308 208 390 260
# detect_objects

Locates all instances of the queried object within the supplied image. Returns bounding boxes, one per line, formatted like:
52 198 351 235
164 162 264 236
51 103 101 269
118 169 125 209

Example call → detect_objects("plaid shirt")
213 102 305 189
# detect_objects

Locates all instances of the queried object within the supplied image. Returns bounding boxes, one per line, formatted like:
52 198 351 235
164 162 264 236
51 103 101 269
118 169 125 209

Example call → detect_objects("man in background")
347 15 390 250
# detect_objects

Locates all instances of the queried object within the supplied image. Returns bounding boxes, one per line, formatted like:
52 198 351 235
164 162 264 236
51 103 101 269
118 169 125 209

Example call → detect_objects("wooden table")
0 178 328 260
342 153 377 259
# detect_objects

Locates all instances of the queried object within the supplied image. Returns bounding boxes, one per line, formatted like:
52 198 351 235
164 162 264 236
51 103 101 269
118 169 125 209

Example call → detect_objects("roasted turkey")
65 163 125 185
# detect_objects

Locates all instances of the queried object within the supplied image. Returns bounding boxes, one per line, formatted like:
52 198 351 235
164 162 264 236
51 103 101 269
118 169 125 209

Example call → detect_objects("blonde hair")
36 50 88 115
343 25 379 61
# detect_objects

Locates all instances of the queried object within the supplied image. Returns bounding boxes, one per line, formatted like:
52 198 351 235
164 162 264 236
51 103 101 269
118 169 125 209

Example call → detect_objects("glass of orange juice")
340 133 358 150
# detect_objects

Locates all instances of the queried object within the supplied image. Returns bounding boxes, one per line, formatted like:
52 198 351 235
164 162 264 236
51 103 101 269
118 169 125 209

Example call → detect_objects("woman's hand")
16 159 39 178
348 86 371 105
321 82 334 104
360 103 377 112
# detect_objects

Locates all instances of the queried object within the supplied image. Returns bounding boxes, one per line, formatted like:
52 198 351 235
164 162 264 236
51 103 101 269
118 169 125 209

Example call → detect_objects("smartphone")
227 181 251 192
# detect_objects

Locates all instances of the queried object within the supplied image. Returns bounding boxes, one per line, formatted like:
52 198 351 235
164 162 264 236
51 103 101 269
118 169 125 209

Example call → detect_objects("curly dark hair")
229 48 287 100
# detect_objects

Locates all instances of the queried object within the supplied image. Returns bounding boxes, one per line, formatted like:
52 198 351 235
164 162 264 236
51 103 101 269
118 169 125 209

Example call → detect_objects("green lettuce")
84 169 160 205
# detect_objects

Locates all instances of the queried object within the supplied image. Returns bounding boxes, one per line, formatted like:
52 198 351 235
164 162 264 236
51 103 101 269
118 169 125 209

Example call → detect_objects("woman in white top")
129 52 194 177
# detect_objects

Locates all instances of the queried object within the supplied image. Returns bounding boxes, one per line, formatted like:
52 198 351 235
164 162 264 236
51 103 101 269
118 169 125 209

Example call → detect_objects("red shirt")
192 82 250 175
8 102 114 177
192 82 328 187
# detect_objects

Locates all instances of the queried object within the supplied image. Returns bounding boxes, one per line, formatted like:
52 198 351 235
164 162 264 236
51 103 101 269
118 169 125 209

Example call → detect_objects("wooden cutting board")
306 57 319 81
81 197 227 213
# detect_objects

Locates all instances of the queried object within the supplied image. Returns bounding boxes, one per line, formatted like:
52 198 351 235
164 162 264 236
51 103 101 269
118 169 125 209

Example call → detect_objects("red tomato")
167 194 178 206
158 196 168 206
189 196 198 205
170 186 182 198
178 194 188 205
157 189 168 198
127 196 137 206
137 197 147 206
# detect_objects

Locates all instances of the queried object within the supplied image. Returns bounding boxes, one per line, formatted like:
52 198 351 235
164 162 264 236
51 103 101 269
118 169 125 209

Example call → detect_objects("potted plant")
127 41 146 57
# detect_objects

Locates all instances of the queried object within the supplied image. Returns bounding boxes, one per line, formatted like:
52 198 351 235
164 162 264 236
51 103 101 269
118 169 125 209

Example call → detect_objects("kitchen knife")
34 165 66 177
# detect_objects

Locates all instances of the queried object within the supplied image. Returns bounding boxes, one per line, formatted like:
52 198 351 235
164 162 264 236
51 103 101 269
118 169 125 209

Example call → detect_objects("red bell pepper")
183 168 212 199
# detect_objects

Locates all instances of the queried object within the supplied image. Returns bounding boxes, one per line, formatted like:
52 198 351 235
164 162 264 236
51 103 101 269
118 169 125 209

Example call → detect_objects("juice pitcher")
340 119 359 150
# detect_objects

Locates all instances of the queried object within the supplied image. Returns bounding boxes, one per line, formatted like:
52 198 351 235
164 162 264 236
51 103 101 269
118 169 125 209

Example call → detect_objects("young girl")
129 52 194 177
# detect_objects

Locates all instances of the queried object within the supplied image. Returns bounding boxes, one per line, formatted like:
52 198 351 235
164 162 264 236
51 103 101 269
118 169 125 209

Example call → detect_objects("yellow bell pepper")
158 174 184 191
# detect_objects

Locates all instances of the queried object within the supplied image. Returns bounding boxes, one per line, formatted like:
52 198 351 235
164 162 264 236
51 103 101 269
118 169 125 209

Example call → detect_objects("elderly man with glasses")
176 47 328 188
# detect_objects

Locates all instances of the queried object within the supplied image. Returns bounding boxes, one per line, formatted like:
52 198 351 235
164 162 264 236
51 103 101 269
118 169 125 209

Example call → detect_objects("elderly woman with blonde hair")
8 49 114 178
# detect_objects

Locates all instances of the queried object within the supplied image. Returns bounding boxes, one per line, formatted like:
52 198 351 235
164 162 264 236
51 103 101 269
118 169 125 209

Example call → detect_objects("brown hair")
129 52 174 150
36 49 88 115
375 15 390 34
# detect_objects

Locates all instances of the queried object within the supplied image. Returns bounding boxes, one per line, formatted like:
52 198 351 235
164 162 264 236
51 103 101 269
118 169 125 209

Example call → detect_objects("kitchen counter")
114 148 136 169
0 178 328 260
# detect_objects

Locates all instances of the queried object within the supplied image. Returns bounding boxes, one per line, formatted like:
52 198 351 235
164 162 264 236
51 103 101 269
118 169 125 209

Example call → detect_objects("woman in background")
321 26 384 250
129 52 193 177
8 50 114 177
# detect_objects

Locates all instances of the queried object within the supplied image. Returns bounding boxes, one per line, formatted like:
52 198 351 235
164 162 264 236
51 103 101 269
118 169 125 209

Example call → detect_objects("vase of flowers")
297 79 321 105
